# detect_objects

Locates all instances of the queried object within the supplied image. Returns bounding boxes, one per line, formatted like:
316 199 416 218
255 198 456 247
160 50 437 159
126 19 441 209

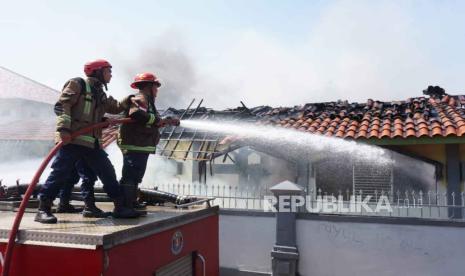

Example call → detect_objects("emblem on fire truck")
171 230 184 255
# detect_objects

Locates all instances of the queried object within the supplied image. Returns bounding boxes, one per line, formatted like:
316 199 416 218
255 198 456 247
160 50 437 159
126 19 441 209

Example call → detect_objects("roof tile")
335 130 344 138
432 127 443 136
345 130 356 138
445 126 456 136
380 129 391 138
393 129 404 138
458 126 465 136
357 130 368 138
406 129 416 138
417 128 429 137
368 130 379 138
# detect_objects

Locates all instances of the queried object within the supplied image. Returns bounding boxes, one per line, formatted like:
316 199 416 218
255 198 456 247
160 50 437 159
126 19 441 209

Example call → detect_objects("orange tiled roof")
256 92 465 140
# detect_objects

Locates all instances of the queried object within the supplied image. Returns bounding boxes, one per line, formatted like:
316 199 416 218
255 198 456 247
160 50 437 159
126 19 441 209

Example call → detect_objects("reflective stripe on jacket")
117 92 161 154
55 77 130 148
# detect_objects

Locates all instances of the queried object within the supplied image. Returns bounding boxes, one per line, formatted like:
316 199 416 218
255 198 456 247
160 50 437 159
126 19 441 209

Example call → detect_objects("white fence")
152 182 465 220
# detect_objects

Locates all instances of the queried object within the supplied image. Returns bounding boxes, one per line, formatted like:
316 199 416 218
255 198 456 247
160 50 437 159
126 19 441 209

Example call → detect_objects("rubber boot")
112 196 141 219
133 185 146 210
56 199 83 213
130 185 147 216
133 201 147 210
34 198 58 224
122 183 147 216
82 195 112 218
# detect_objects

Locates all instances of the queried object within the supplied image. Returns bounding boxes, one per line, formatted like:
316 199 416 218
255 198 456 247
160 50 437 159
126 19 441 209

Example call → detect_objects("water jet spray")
179 119 392 165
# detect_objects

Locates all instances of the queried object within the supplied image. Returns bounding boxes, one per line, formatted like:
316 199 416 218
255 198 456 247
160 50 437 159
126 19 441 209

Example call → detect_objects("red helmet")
130 72 161 89
84 59 112 76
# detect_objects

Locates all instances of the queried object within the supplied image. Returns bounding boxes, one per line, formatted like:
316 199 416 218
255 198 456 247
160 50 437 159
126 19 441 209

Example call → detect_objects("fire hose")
1 117 183 275
1 117 182 276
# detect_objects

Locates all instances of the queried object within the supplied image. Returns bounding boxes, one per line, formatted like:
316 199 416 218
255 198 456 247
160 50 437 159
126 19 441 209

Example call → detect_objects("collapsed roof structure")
103 85 465 162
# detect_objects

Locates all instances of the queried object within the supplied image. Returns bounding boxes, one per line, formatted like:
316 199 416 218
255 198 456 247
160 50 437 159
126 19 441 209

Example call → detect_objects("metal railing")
154 182 267 210
148 182 465 220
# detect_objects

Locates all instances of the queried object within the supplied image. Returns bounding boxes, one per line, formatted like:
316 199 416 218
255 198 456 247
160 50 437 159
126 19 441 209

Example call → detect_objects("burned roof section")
156 87 465 160
157 100 261 161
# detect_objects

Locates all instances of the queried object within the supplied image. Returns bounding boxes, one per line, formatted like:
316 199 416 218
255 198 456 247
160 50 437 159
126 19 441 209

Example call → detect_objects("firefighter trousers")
59 159 98 202
120 152 150 185
39 144 121 200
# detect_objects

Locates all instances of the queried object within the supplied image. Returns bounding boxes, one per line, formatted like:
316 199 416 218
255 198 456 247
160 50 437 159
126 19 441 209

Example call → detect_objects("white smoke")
105 143 180 188
200 1 438 107
0 159 52 187
110 1 459 110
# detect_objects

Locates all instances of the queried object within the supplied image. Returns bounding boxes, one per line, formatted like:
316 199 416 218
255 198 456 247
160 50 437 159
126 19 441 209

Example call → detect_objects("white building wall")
220 214 275 273
297 219 465 276
220 212 465 276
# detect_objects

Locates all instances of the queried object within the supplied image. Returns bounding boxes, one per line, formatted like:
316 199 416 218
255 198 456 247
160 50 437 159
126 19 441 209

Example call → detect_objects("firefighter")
117 73 179 211
56 160 110 218
35 59 140 223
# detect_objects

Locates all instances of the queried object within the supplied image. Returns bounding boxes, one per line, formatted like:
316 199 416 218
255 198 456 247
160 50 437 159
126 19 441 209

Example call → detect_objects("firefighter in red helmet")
117 73 179 211
35 59 141 223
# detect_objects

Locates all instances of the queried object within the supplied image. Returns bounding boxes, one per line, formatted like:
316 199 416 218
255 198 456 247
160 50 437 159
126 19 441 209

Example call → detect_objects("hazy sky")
1 0 465 109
